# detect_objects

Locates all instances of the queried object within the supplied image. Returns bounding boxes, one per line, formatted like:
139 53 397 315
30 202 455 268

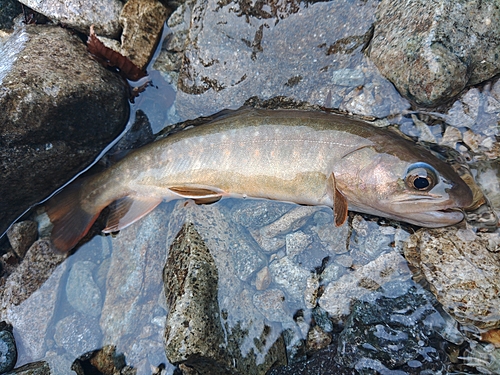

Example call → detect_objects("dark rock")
369 0 500 106
71 345 129 375
336 281 451 373
0 322 17 374
267 345 356 375
17 0 123 37
0 25 129 237
4 361 50 375
6 221 37 259
0 0 22 30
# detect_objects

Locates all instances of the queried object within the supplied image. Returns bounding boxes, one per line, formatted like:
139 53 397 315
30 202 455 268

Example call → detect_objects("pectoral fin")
328 173 348 227
168 185 223 205
103 196 162 233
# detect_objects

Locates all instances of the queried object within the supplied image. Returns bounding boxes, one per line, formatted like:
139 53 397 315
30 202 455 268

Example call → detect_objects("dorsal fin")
103 196 162 233
328 173 348 226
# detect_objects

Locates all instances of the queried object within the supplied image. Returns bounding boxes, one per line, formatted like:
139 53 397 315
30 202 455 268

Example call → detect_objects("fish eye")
405 163 438 192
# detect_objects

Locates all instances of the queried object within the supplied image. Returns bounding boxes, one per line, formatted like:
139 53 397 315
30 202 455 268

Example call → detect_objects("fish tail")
45 180 101 253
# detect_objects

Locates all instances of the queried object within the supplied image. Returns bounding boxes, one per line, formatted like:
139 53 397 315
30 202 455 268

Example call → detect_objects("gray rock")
319 251 411 321
268 256 311 306
230 200 294 229
99 207 169 366
1 240 65 308
53 313 101 358
0 25 129 237
120 0 171 70
155 0 408 122
1 241 66 361
404 227 500 329
253 289 290 323
4 361 50 375
0 324 16 374
369 0 500 106
66 261 103 317
17 0 123 37
6 221 37 259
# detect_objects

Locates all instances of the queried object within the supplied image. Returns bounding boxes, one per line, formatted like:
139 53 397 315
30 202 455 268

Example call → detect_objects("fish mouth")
397 208 465 227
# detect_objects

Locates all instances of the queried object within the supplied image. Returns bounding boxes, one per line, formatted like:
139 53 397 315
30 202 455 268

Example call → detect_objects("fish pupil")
413 176 430 190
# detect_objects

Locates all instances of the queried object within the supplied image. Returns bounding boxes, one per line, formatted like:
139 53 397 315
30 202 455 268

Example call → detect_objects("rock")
6 221 37 259
268 256 311 306
230 200 294 228
404 227 500 329
0 323 17 373
66 261 103 317
53 313 101 358
17 0 123 37
1 242 66 361
336 281 453 372
1 240 65 308
99 207 169 367
71 345 128 375
5 361 51 375
252 289 290 323
120 0 171 70
251 206 318 252
0 0 22 30
155 0 408 122
318 251 410 321
369 0 500 106
0 25 129 237
305 326 331 353
255 266 271 291
163 202 288 374
163 222 231 372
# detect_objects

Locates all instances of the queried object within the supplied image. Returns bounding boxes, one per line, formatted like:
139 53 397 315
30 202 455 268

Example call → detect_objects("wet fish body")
47 108 473 252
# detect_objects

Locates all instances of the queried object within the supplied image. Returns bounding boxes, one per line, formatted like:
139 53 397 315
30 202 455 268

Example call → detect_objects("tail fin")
45 181 100 253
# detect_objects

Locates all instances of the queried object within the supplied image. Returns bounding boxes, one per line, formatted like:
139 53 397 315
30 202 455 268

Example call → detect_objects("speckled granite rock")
16 0 123 37
0 25 129 237
404 227 500 329
369 0 500 106
120 0 171 70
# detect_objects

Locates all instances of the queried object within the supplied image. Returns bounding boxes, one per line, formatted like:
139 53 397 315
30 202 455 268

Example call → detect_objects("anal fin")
328 173 348 227
103 196 162 233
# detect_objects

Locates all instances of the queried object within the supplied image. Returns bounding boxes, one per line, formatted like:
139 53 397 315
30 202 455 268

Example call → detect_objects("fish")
46 108 473 252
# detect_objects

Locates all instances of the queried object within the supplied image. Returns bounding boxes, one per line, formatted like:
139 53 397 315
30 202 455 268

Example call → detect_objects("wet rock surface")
6 221 38 259
404 227 500 329
155 0 409 121
369 0 500 106
0 25 130 237
0 322 17 374
17 0 123 37
5 361 50 375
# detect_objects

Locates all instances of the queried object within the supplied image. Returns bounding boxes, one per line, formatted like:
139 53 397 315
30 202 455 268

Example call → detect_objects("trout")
46 108 473 252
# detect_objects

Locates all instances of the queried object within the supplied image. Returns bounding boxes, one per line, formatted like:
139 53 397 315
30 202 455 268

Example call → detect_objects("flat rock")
17 0 123 37
404 227 500 329
6 221 38 259
155 0 408 121
0 25 129 237
369 0 500 106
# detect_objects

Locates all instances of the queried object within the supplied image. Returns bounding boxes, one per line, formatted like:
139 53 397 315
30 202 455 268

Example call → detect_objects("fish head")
337 149 474 227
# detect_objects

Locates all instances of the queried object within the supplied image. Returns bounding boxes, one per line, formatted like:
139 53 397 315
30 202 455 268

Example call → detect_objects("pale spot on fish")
254 149 260 158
